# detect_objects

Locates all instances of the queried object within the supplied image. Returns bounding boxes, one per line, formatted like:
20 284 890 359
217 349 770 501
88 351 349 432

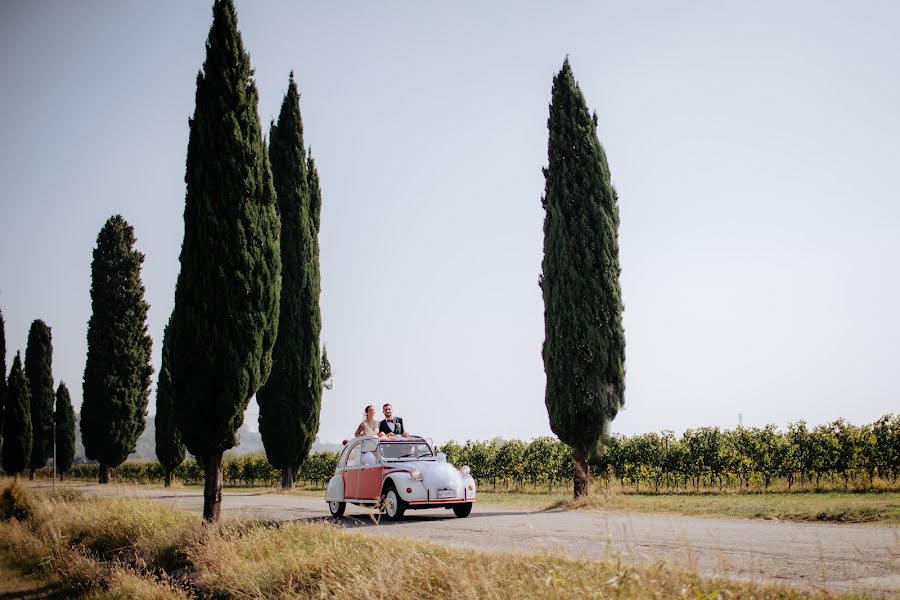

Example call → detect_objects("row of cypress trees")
4 2 625 507
0 311 77 481
3 3 328 519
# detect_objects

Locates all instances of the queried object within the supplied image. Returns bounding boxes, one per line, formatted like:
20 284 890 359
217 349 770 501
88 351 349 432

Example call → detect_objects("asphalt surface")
73 486 900 597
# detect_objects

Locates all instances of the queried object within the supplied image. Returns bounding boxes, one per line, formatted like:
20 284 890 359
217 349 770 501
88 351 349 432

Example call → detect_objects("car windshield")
380 442 433 460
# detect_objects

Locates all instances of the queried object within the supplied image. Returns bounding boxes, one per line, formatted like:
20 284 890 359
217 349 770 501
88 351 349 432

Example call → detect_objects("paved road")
76 486 900 597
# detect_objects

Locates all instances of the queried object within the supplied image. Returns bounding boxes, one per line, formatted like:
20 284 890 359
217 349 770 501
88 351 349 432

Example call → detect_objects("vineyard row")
23 415 900 492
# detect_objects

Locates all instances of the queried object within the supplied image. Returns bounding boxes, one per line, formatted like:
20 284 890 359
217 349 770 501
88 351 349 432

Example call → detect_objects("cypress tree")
309 155 328 395
154 319 185 487
1 353 32 477
54 382 76 480
171 0 281 521
25 319 54 479
540 59 626 498
257 75 323 490
81 215 154 484
0 308 6 442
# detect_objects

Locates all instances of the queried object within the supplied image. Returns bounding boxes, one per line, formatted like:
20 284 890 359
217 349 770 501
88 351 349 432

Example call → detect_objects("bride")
354 405 379 437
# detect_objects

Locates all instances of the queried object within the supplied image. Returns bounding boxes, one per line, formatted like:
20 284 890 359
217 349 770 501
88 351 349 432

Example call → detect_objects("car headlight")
409 469 423 481
459 465 470 476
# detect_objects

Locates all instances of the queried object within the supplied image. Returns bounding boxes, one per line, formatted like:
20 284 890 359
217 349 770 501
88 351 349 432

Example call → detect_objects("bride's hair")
364 404 375 416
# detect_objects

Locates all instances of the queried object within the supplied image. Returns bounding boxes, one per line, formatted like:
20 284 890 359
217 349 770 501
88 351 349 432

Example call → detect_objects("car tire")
328 500 346 518
382 483 407 521
453 502 472 518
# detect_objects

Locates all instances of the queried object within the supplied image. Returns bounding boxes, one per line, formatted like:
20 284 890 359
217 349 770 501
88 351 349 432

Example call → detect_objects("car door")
343 442 361 499
357 439 382 500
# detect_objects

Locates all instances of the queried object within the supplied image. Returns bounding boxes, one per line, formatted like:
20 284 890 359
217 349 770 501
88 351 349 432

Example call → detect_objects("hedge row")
31 451 340 488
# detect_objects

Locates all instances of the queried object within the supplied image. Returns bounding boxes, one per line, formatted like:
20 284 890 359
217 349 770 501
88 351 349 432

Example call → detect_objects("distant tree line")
0 310 77 483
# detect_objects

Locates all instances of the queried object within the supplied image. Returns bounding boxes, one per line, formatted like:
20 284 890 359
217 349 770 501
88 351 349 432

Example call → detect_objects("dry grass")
86 568 191 600
0 481 872 599
0 480 201 596
543 485 900 523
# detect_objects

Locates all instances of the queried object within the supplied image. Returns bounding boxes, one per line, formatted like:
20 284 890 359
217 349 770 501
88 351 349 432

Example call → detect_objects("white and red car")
326 435 476 520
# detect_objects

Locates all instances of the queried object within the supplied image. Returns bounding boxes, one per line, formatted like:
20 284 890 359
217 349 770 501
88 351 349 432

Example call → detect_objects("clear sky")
1 1 897 447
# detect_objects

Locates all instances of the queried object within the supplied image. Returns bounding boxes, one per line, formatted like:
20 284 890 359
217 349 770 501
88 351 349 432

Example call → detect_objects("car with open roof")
325 435 476 520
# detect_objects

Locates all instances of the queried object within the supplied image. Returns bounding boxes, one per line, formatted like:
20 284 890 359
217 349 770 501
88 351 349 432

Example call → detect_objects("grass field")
0 481 871 599
545 489 900 523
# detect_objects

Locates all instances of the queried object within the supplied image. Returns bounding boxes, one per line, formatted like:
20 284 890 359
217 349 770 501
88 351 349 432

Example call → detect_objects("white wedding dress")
358 420 379 436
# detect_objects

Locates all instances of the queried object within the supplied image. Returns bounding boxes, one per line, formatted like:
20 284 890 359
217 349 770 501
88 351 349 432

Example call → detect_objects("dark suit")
379 417 404 435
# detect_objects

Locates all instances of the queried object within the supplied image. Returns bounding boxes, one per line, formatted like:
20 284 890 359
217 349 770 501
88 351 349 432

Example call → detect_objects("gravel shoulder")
57 484 900 597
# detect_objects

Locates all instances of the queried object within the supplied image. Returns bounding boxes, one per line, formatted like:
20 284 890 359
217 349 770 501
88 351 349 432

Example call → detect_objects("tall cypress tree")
1 353 32 478
155 319 185 487
308 154 327 392
541 59 626 498
81 215 154 483
25 319 54 479
257 75 323 490
0 308 6 442
54 382 76 480
171 0 281 521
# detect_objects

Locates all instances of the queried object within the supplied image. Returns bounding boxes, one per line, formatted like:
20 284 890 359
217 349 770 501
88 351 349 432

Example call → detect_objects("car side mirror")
361 439 378 453
436 452 447 463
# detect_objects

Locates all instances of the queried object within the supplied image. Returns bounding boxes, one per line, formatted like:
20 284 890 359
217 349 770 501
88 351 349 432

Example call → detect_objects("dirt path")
72 485 900 597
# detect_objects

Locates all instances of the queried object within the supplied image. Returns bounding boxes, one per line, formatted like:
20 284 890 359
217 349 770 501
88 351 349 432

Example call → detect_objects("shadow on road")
301 508 536 529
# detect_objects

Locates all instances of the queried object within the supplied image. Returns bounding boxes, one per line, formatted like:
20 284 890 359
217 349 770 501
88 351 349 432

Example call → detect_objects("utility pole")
43 423 65 492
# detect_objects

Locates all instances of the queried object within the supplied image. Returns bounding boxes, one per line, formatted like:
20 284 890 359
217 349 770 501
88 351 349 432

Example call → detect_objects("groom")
379 403 405 437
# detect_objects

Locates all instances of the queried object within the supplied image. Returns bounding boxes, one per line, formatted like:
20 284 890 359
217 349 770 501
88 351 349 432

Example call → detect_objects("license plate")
437 489 455 499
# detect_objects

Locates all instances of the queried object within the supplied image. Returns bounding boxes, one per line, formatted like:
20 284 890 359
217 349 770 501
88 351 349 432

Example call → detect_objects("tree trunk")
59 472 65 482
98 464 111 484
164 469 173 488
281 466 294 490
203 451 224 522
572 446 590 498
29 468 35 480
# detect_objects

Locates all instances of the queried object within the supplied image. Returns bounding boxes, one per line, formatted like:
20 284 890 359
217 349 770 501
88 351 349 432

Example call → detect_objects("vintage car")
325 435 476 520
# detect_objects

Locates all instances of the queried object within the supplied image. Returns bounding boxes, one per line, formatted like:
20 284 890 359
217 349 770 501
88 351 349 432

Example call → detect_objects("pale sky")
1 1 897 447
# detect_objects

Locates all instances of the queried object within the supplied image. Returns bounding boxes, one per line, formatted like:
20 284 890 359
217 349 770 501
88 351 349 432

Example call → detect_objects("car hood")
385 460 463 488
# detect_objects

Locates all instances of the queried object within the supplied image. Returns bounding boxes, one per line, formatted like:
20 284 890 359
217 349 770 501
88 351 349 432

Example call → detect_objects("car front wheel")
453 502 472 518
328 500 346 518
382 484 407 521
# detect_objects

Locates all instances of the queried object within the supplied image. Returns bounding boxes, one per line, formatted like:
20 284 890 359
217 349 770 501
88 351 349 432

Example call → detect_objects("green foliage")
25 319 54 472
171 0 280 459
320 345 333 391
81 215 153 471
54 382 76 476
47 451 338 489
257 74 323 481
1 353 32 475
154 319 185 477
541 59 625 459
